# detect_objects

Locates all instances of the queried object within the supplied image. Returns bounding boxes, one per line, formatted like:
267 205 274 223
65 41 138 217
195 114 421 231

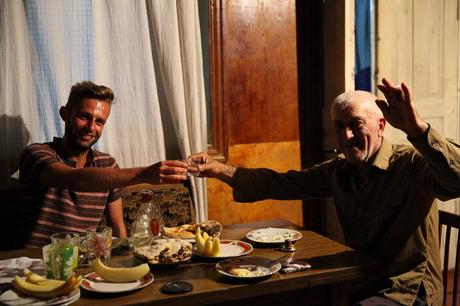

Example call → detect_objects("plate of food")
81 272 153 293
0 288 80 306
216 257 282 279
245 228 302 244
193 240 253 259
163 220 222 242
133 239 193 268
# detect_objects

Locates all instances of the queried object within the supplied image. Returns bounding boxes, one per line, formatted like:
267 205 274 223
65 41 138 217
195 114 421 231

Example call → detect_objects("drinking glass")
43 232 80 280
181 158 202 177
86 226 112 263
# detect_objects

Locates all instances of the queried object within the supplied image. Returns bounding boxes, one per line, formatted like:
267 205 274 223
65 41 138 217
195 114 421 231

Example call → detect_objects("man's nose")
343 126 354 139
86 119 96 132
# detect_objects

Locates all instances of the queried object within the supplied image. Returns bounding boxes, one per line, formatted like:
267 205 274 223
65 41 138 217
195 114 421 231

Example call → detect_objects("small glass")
181 159 202 177
86 226 112 263
43 232 80 280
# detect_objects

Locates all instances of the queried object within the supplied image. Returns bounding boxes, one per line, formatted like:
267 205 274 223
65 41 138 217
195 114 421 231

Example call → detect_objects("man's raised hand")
376 78 429 138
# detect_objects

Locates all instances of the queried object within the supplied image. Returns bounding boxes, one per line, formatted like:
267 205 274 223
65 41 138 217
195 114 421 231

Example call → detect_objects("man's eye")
350 121 363 128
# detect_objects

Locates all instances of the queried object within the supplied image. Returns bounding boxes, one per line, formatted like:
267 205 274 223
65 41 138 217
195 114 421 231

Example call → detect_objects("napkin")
281 260 312 274
0 257 45 284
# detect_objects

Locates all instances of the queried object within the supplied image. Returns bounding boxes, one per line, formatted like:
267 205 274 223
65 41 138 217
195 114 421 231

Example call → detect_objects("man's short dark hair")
66 81 115 109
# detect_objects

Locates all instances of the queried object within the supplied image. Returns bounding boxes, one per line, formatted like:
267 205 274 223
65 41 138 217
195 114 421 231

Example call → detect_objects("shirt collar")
371 138 392 171
52 137 96 167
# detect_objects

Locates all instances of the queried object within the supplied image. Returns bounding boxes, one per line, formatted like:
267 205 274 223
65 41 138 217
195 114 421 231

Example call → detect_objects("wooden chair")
439 210 460 306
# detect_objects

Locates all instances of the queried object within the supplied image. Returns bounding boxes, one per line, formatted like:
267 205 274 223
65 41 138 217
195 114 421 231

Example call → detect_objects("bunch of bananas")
91 258 150 283
195 227 221 256
11 269 81 298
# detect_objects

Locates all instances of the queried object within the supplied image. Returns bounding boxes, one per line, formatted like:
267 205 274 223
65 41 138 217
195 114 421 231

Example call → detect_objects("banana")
11 272 80 299
91 258 150 283
24 269 66 287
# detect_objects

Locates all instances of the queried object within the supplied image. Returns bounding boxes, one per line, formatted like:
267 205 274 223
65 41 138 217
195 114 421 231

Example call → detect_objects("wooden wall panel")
208 141 303 226
222 0 299 145
207 0 301 227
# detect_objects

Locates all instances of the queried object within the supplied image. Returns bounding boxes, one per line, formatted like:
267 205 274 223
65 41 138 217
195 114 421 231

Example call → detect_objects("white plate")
162 234 195 244
146 255 192 269
245 228 302 244
216 257 281 279
194 240 253 258
80 272 154 293
0 288 80 306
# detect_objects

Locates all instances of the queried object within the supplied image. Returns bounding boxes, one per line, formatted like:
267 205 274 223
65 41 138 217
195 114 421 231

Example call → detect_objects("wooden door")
376 0 460 267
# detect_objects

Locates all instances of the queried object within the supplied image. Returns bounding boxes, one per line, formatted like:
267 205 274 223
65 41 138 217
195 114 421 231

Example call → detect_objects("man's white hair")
331 90 384 120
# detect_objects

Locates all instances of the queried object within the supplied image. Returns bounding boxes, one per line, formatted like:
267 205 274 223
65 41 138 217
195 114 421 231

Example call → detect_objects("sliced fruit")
91 258 150 283
204 238 213 256
210 238 221 257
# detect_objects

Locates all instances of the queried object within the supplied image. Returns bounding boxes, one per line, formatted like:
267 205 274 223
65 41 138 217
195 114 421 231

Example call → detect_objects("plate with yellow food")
216 257 281 279
194 239 253 258
163 220 222 242
81 258 153 293
1 269 82 305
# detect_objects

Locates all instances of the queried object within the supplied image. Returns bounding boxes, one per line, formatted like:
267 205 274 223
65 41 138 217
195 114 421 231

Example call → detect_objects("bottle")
131 189 163 248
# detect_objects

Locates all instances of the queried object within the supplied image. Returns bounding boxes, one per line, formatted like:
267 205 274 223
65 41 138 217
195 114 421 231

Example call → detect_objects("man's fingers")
401 82 412 102
160 174 188 183
375 99 390 117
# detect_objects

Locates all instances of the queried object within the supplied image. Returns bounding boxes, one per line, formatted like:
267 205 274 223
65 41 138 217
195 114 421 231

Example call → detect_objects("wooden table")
0 219 373 306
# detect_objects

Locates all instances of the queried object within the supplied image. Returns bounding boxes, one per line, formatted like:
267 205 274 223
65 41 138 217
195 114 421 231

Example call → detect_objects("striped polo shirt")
18 137 124 248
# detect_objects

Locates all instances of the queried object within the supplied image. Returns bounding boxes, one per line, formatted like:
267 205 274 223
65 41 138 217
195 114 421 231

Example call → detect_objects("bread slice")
163 220 222 239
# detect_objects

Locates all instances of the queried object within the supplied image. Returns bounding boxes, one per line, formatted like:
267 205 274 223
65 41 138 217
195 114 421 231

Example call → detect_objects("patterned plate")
193 240 253 258
81 272 153 293
246 228 302 244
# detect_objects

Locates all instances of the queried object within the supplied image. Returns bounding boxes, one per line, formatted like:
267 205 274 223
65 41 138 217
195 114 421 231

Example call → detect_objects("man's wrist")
216 164 237 186
406 121 429 139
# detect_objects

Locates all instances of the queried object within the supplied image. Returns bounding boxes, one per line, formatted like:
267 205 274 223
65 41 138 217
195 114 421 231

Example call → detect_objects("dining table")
0 219 374 306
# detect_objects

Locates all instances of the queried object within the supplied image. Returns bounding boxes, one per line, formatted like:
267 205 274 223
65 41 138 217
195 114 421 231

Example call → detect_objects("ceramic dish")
81 272 153 293
216 257 282 279
193 240 253 258
0 288 80 306
245 228 302 244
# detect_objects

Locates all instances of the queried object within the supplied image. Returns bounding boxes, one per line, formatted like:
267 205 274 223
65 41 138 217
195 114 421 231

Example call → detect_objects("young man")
19 81 188 248
189 78 460 305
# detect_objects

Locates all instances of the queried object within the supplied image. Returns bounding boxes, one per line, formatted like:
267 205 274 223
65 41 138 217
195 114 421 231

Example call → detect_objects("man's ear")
59 106 68 122
378 118 386 137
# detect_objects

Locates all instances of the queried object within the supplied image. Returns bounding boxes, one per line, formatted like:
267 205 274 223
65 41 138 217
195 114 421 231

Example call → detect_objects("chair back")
439 210 460 306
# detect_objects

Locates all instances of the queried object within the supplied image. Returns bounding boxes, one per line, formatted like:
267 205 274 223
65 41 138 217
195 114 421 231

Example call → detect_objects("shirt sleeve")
19 143 61 185
408 126 460 199
232 161 335 202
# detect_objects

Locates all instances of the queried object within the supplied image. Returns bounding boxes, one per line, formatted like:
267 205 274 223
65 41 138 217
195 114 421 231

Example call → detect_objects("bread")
228 268 254 277
134 239 192 264
163 220 222 239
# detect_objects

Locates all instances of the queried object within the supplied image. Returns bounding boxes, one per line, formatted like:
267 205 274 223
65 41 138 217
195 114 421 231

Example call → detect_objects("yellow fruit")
91 258 150 283
202 232 210 240
25 271 65 287
210 238 221 256
204 238 213 256
11 272 79 299
195 228 206 254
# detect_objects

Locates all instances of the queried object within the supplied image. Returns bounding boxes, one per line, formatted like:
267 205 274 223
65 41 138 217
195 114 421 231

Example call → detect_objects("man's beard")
65 126 99 152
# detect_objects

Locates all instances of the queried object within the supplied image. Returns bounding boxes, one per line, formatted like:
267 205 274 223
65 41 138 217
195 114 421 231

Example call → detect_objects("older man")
18 81 188 248
189 79 460 305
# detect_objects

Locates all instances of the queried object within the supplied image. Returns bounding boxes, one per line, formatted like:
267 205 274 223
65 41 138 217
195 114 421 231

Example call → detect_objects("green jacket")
232 127 460 305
